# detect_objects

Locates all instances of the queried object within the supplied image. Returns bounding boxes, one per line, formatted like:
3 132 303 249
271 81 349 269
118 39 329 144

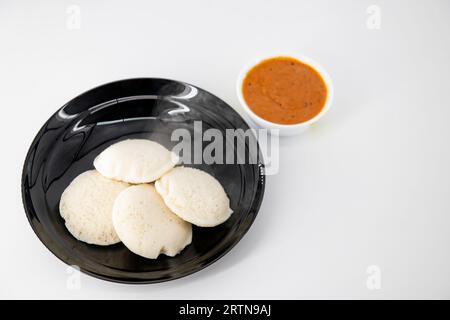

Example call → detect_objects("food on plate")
59 170 129 245
112 184 192 259
155 167 232 227
242 56 327 125
94 139 178 184
59 138 232 258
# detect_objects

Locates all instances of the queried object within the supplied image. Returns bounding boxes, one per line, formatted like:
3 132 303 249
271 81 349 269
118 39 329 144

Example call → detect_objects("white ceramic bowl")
236 54 334 136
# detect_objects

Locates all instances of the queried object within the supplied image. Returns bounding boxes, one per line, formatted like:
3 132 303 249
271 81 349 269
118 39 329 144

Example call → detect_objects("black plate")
21 78 265 284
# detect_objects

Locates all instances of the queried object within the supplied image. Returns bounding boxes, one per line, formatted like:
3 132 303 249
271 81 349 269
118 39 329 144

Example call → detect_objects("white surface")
1 0 450 299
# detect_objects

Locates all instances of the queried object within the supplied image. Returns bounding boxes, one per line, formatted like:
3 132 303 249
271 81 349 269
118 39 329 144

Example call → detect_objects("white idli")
112 184 192 259
94 139 178 184
59 170 129 245
155 167 232 227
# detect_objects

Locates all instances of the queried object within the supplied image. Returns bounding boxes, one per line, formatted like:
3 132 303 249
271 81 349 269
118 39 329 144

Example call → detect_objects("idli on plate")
59 170 129 245
155 167 233 227
94 139 178 184
112 184 192 259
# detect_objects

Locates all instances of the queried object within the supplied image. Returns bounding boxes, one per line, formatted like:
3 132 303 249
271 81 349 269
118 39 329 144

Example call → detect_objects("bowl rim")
236 53 334 129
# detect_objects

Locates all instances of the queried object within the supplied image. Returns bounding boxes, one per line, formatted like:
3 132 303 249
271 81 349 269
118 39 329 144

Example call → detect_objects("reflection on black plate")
21 78 265 283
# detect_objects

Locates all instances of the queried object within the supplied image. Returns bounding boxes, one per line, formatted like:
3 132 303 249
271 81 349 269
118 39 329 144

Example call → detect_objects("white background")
1 0 450 299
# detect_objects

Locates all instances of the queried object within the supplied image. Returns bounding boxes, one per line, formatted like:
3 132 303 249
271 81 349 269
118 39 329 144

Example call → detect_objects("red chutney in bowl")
242 56 328 125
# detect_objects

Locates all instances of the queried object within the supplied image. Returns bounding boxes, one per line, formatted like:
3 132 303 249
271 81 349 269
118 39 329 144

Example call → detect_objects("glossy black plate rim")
21 78 265 284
